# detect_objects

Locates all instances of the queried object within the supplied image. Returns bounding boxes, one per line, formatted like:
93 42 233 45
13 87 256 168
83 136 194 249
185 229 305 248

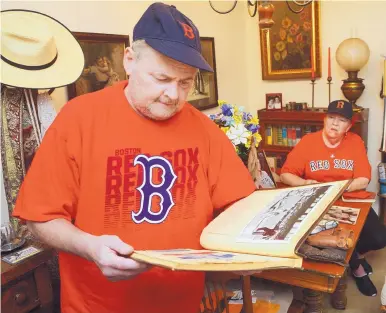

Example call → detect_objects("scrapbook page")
131 180 350 271
2 246 42 265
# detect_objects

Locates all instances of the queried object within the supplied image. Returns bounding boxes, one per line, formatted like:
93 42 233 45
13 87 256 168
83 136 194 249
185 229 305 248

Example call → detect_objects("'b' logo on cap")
178 21 195 39
336 101 345 109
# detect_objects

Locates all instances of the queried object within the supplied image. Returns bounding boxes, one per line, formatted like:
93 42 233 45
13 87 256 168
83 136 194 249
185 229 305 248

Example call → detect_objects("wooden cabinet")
257 108 369 169
1 242 54 313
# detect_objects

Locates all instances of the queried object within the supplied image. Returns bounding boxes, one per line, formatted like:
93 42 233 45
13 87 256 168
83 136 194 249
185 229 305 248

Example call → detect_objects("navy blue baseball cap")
133 2 213 72
327 100 353 120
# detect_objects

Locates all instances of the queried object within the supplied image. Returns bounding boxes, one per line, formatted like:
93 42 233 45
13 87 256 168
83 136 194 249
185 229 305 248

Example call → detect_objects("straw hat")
1 10 84 89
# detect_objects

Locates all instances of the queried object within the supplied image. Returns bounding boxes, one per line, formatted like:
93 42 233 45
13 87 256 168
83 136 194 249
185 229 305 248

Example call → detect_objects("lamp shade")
335 38 370 71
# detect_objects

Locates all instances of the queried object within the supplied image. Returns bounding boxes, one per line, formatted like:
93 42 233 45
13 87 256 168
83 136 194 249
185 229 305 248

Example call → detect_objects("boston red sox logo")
336 101 345 109
178 21 195 39
132 155 177 224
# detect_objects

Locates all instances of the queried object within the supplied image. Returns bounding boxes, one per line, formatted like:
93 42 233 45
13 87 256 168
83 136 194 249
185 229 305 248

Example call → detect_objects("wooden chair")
200 272 254 313
199 139 261 313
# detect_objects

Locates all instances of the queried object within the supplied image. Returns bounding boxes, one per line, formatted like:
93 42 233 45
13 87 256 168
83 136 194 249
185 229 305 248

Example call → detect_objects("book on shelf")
276 125 283 146
282 126 288 146
131 180 350 271
264 124 324 147
266 125 272 145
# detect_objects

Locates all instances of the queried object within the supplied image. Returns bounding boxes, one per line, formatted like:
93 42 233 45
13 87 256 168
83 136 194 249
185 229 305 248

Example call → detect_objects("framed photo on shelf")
266 93 283 110
259 1 321 80
67 32 130 100
257 150 277 189
187 37 218 111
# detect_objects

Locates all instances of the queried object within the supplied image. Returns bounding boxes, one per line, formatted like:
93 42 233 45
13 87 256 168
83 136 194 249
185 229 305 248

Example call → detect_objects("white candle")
384 59 386 97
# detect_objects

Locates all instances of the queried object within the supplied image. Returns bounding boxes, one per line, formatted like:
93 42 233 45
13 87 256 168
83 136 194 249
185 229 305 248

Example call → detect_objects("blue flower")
242 112 252 122
221 116 234 126
247 124 259 134
221 104 234 117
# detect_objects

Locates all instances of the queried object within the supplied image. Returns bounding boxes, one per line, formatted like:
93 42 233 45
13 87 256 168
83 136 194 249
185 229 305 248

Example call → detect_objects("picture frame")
257 150 277 189
259 1 321 80
187 37 218 111
67 32 130 100
266 93 283 110
266 156 278 173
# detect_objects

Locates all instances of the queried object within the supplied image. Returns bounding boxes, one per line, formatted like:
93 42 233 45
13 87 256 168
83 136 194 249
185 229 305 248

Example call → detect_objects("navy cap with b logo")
133 3 213 72
327 100 353 120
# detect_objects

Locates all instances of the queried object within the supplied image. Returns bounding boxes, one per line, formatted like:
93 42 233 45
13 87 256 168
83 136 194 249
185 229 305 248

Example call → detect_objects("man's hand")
88 235 150 282
304 179 318 185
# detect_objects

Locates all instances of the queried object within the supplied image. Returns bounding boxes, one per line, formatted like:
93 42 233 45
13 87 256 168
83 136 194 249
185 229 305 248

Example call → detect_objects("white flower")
227 124 250 145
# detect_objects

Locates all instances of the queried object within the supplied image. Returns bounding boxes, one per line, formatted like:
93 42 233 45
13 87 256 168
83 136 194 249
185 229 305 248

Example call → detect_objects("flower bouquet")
208 101 262 166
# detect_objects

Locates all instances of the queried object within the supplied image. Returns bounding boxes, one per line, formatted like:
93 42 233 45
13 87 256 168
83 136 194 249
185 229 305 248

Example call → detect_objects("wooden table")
251 200 372 313
206 200 371 313
379 193 386 225
1 241 54 313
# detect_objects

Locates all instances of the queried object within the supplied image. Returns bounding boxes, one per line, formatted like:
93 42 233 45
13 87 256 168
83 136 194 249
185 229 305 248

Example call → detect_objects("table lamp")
335 38 370 109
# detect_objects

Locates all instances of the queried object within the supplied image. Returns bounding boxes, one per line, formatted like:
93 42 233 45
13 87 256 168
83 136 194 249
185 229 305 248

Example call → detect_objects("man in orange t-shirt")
280 125 371 183
12 3 256 313
281 100 386 297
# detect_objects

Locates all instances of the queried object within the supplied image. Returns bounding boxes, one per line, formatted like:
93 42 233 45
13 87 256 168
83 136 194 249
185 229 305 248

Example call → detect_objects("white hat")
1 10 84 89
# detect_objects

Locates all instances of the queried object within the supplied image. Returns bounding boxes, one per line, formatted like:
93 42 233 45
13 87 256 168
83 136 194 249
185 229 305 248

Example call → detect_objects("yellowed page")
200 180 349 258
131 249 302 271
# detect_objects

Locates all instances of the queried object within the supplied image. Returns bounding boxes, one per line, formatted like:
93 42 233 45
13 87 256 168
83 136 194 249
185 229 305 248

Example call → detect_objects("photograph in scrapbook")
132 180 350 271
237 185 331 242
2 246 42 265
323 206 360 225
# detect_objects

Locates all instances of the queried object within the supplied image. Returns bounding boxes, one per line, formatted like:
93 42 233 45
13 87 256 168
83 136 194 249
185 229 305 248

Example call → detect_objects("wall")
1 1 385 220
243 1 386 213
1 155 9 224
0 0 249 222
1 0 249 111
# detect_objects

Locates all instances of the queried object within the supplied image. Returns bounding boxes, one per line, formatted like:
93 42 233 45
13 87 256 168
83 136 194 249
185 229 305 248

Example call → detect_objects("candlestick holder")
327 76 332 104
311 78 316 110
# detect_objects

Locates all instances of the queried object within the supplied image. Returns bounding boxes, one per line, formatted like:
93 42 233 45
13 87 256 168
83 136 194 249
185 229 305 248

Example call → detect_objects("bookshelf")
258 108 369 170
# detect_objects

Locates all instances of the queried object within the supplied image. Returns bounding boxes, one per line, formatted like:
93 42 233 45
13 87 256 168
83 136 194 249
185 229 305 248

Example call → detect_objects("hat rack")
23 89 42 146
22 87 57 146
1 83 58 149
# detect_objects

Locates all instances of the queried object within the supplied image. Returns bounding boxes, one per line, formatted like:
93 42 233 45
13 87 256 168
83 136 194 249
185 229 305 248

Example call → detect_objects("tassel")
28 89 42 142
23 89 40 146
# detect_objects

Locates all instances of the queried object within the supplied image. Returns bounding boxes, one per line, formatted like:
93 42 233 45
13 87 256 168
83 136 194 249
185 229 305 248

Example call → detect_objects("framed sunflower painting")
259 1 321 80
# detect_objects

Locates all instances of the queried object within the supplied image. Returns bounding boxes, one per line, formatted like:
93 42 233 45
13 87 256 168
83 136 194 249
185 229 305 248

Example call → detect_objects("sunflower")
281 17 292 29
279 28 287 41
281 50 288 60
276 41 286 52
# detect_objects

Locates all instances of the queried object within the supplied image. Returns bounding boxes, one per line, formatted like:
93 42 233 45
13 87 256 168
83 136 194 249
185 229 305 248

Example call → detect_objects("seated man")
280 100 386 297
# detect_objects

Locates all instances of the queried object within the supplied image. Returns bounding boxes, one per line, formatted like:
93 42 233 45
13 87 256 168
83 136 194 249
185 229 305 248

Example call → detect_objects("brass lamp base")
341 71 365 110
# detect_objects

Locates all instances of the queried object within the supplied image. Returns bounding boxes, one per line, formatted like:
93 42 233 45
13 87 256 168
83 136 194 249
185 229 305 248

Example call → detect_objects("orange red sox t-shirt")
281 130 371 182
13 81 256 313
